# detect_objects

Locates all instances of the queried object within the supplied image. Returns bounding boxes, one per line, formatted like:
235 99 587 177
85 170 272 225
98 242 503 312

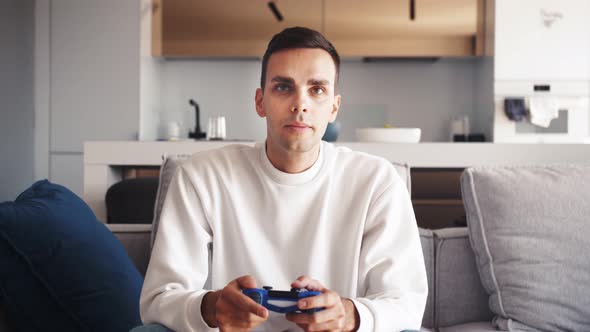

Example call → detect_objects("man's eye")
275 84 291 92
311 87 326 95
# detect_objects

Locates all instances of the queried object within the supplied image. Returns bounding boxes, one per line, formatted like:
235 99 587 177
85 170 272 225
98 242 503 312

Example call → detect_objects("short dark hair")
260 26 340 89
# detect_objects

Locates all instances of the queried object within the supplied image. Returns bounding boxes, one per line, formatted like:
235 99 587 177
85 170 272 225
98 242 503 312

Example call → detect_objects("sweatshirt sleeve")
139 166 217 332
354 174 429 332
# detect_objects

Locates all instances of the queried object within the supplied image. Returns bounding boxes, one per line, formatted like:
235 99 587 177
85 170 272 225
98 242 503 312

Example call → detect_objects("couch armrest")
433 227 493 328
107 223 152 276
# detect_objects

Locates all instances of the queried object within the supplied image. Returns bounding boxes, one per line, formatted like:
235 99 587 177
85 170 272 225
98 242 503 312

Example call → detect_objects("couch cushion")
461 165 590 331
0 180 143 332
419 228 435 329
433 228 493 328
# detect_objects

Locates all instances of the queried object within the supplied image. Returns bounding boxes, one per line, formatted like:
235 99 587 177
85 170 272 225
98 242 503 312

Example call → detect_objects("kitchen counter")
84 140 590 222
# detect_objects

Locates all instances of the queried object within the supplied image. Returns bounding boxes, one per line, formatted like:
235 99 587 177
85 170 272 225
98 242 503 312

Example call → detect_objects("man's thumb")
236 275 258 289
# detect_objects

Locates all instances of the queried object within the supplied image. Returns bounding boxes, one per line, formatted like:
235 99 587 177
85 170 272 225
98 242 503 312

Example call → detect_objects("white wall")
157 58 479 142
0 0 35 201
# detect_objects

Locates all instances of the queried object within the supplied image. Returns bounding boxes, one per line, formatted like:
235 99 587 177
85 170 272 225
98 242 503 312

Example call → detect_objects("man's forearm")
201 290 221 328
343 298 360 331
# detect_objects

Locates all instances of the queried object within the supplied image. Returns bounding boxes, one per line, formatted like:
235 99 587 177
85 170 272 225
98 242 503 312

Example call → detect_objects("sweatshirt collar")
257 141 325 186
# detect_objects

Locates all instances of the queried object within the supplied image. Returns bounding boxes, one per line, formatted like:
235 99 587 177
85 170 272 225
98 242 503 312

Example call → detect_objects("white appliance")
491 0 590 143
493 82 589 143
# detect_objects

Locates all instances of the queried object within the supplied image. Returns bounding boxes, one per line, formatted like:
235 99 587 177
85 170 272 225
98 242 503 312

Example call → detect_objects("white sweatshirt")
140 141 428 332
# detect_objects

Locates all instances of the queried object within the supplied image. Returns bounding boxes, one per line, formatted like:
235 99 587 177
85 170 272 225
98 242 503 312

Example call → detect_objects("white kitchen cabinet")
50 0 140 153
495 0 590 81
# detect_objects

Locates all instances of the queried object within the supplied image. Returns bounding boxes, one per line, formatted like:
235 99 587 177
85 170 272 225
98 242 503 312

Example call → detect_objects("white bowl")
356 127 421 143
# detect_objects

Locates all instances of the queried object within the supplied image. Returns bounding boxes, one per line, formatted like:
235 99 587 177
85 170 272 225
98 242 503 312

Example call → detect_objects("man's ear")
255 88 266 118
329 94 341 122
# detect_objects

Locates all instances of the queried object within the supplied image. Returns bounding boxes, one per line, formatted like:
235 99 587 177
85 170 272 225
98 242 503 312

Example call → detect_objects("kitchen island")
84 141 590 224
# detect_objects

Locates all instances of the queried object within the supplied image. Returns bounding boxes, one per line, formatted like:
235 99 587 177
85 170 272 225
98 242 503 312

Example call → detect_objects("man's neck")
265 141 320 174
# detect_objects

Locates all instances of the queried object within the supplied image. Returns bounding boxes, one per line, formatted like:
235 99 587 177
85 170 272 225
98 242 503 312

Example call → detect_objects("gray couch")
4 163 587 331
108 163 586 332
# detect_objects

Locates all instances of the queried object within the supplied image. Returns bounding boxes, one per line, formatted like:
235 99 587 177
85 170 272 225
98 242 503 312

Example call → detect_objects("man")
135 27 427 332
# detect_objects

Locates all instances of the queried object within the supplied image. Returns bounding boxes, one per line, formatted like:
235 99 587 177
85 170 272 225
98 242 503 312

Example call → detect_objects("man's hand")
286 276 360 332
201 275 269 331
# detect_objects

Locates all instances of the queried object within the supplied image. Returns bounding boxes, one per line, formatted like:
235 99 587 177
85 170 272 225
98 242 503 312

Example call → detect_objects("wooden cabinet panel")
324 0 482 57
413 202 466 229
153 0 322 57
411 168 466 229
153 0 484 57
411 168 463 199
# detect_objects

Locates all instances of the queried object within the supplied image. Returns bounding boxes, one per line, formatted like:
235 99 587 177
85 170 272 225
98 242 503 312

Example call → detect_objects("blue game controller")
242 286 324 314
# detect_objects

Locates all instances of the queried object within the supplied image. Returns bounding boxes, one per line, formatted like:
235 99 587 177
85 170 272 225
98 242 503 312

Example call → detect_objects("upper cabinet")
494 0 590 81
152 0 322 57
324 0 483 57
152 0 484 58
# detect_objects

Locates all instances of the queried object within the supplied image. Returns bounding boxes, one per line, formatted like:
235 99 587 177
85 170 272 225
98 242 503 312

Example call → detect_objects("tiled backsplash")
152 58 482 142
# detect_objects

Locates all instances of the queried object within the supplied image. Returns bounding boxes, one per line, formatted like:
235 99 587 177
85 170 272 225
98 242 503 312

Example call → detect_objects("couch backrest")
419 227 493 329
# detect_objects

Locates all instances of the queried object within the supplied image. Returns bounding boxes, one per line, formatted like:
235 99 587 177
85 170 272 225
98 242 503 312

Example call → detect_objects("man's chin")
279 138 318 153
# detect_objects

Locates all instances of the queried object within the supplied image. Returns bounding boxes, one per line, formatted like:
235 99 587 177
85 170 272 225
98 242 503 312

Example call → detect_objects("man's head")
260 27 340 90
255 27 341 159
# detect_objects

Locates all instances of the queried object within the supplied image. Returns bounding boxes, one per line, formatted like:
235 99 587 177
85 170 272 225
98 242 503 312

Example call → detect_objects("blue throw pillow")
0 180 143 332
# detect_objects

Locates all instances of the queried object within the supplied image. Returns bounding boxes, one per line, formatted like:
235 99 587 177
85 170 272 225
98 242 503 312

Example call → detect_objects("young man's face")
255 48 341 154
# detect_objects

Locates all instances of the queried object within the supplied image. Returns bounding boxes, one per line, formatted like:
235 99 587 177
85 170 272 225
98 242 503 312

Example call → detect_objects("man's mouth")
285 122 311 128
285 123 312 133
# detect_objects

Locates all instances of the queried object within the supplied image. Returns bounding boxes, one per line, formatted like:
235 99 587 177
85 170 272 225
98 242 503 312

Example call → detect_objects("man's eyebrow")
308 79 330 86
270 76 295 84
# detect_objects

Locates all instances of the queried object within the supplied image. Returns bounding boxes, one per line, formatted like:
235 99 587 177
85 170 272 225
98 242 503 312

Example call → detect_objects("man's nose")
291 90 309 113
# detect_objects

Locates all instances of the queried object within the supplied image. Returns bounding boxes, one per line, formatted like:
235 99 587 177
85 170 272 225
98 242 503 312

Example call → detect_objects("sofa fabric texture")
0 180 143 332
433 228 493 328
419 228 435 329
150 154 191 248
461 165 590 332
